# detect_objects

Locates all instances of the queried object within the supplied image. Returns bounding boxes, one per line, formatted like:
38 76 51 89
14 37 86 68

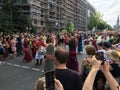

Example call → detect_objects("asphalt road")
0 45 86 90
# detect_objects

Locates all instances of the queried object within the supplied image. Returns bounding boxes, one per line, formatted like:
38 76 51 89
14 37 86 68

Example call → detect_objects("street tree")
88 12 102 31
0 0 29 33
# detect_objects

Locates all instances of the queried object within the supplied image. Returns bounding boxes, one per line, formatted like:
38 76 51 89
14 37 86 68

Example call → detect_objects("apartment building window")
21 0 27 3
40 2 44 7
12 0 17 3
33 8 36 13
34 20 37 24
41 21 44 25
41 10 44 14
49 4 54 10
12 0 19 3
22 6 30 10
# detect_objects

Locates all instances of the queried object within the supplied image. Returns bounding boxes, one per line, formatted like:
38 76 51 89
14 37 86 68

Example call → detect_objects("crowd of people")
0 31 120 90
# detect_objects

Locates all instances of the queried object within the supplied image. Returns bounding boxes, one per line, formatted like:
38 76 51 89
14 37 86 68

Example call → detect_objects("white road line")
1 62 42 72
1 61 5 64
22 66 30 69
6 63 13 66
31 68 40 71
14 64 21 67
41 70 44 73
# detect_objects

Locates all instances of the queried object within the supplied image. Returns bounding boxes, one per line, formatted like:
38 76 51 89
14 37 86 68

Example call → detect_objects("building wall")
2 0 95 32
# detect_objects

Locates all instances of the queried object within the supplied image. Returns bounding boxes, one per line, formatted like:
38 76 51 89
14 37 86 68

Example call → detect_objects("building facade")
0 0 95 32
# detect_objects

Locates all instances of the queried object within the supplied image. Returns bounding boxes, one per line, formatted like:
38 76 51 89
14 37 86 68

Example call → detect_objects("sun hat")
107 50 120 62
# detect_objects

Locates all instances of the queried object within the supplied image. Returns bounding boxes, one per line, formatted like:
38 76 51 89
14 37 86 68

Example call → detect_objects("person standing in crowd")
16 36 23 56
81 45 96 81
81 45 106 90
82 56 120 90
97 42 108 60
23 36 32 62
32 36 38 58
10 36 17 58
44 35 56 72
35 47 83 90
103 41 113 62
107 50 120 84
0 41 5 60
35 36 46 65
64 33 70 52
43 56 120 90
59 33 64 44
77 34 83 54
67 33 79 72
91 36 98 51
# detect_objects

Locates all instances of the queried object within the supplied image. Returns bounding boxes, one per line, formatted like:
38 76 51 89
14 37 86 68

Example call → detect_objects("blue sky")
87 0 120 27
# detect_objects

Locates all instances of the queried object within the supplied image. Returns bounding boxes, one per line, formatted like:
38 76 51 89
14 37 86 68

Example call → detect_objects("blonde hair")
86 45 96 55
35 77 45 90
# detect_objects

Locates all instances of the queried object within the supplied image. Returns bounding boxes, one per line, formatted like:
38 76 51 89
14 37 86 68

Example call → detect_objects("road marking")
31 68 40 71
0 62 43 72
41 70 44 73
1 61 5 64
14 64 21 67
22 66 30 69
6 63 13 66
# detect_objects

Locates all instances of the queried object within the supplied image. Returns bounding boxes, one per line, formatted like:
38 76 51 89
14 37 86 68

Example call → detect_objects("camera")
45 70 54 90
96 52 106 64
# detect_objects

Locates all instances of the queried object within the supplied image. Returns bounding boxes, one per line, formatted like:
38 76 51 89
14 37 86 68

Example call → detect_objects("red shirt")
36 41 46 48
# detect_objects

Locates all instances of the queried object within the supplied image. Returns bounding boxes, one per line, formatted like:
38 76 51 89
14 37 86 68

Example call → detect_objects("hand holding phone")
45 70 55 90
95 52 106 64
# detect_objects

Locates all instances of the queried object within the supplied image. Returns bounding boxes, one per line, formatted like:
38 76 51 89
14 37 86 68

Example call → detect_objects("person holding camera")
83 56 120 90
81 45 96 81
81 45 106 90
42 56 120 90
35 47 83 90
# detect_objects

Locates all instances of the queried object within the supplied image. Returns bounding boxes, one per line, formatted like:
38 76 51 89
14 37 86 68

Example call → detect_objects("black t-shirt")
55 69 83 90
111 63 120 78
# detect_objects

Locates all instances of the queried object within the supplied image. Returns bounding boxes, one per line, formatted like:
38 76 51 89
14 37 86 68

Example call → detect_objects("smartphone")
45 70 54 90
96 52 106 64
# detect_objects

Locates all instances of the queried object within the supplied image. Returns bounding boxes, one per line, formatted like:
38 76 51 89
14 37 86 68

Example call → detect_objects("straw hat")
107 50 120 62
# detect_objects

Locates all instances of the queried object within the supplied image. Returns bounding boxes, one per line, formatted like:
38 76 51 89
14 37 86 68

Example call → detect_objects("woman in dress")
77 34 83 54
10 36 17 58
23 36 32 62
67 33 79 72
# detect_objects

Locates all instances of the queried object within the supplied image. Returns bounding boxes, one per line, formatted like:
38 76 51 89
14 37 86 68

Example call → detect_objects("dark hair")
69 37 76 50
86 45 96 55
47 37 53 43
103 41 112 48
97 42 103 47
55 47 68 64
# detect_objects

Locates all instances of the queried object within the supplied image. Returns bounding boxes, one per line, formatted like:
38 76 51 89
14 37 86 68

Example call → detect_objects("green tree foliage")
68 22 74 33
88 12 102 31
0 0 33 33
88 12 113 31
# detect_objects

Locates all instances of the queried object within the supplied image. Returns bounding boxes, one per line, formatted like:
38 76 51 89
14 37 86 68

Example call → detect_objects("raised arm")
101 61 120 90
82 56 101 90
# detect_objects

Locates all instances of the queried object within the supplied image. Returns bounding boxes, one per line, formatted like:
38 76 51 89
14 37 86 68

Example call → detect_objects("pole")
59 0 61 32
27 16 30 33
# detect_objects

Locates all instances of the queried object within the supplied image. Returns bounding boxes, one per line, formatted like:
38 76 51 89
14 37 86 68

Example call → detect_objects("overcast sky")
87 0 120 27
